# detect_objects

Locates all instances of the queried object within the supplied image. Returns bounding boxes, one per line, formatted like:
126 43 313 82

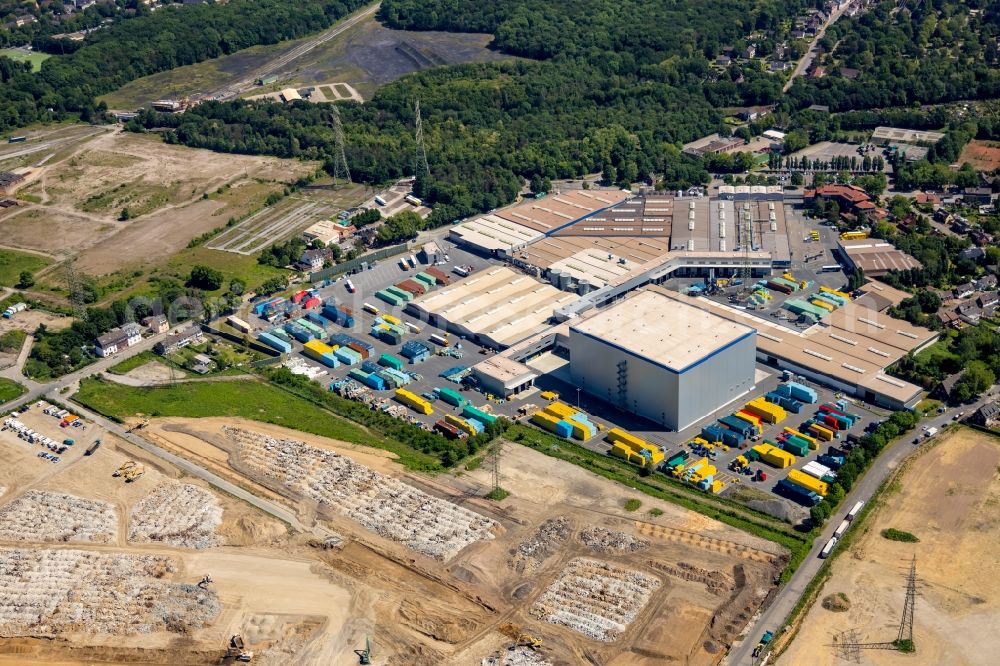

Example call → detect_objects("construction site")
0 401 790 664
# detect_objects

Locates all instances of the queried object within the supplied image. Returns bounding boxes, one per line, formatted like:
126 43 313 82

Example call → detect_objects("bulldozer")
499 623 542 650
112 461 137 477
226 635 254 662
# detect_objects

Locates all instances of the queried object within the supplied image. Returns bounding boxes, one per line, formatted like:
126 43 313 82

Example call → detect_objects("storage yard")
779 427 1000 666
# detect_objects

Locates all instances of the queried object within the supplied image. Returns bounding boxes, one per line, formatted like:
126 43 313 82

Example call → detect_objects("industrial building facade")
567 289 757 431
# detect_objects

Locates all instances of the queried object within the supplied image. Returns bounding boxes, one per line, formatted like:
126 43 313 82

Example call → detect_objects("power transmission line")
328 106 350 186
414 99 430 178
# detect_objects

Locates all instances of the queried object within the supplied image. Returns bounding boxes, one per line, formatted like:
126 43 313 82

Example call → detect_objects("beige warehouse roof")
409 267 576 348
570 287 754 372
655 290 933 404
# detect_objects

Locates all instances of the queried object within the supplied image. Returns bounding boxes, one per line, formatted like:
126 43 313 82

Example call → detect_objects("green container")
462 405 496 424
386 285 413 302
414 272 436 288
376 290 402 306
378 353 404 371
437 387 467 407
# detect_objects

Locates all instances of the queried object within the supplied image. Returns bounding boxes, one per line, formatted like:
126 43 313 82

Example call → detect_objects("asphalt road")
725 395 992 666
783 3 849 93
0 327 172 412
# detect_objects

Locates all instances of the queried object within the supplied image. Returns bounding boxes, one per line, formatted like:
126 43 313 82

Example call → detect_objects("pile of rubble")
129 483 223 549
530 558 660 642
224 427 497 561
579 526 649 554
0 490 117 543
509 517 570 573
481 647 552 666
0 548 219 635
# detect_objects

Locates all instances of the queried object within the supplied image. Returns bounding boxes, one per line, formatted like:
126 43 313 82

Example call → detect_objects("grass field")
72 376 448 469
0 378 27 404
0 48 50 72
106 351 160 376
0 249 52 287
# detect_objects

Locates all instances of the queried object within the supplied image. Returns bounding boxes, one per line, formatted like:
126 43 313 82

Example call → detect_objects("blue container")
465 418 485 434
817 454 845 469
306 311 328 329
719 415 755 438
554 420 574 438
775 479 821 507
257 331 292 354
362 373 386 391
785 382 818 404
284 322 314 343
334 348 359 365
361 360 380 374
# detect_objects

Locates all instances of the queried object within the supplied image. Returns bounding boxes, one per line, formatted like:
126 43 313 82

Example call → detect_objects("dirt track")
779 427 1000 666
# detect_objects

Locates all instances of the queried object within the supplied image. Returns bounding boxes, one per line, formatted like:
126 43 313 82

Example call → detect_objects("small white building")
95 324 142 357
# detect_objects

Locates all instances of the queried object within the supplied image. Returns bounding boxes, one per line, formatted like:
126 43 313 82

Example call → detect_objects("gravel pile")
129 483 223 549
579 526 649 554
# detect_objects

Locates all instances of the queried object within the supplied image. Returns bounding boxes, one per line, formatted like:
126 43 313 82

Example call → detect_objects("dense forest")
0 0 367 130
785 0 1000 111
129 0 820 227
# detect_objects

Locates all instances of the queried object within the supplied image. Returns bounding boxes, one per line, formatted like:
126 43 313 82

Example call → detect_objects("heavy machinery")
357 635 372 664
198 574 213 589
127 418 149 433
499 623 542 650
113 460 145 482
226 635 253 662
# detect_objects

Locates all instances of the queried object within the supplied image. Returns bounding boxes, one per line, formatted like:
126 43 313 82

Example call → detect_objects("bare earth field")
779 427 1000 666
1 413 788 665
958 139 1000 172
0 131 315 275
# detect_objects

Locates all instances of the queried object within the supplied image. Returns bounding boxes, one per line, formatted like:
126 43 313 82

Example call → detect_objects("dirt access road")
779 427 1000 666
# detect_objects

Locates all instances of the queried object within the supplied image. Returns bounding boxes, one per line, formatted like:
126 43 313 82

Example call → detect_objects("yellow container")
735 410 762 427
787 469 829 496
394 389 433 415
819 285 852 301
540 390 559 401
783 427 819 450
446 413 477 436
544 401 578 419
710 479 724 494
745 398 787 424
810 298 835 312
752 443 795 468
532 411 561 432
608 428 663 466
382 314 401 326
303 339 335 356
808 423 834 441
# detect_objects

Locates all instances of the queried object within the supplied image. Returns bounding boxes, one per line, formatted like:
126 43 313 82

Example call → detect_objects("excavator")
127 418 149 433
499 623 542 650
112 460 145 482
226 635 254 662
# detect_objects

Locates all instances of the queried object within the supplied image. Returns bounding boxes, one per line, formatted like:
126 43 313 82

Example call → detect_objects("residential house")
789 29 806 39
971 402 1000 427
769 61 790 72
962 187 994 206
933 374 963 402
154 325 203 355
953 282 976 299
937 310 960 328
976 275 998 291
807 104 830 113
957 301 982 325
716 55 732 67
95 325 142 358
914 192 941 207
809 66 826 78
978 291 999 309
959 247 986 262
742 45 756 59
297 248 332 273
838 67 860 80
142 315 170 334
970 230 993 246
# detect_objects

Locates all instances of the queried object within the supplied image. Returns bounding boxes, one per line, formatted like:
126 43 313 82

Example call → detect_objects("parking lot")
245 242 525 431
1 401 101 473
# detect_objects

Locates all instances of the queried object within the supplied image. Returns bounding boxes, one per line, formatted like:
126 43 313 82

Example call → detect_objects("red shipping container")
396 279 426 296
425 266 450 285
347 342 369 360
291 290 309 304
823 414 842 430
303 296 322 310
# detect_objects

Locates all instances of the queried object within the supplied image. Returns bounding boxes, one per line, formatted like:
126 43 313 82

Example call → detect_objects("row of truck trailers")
821 500 865 559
